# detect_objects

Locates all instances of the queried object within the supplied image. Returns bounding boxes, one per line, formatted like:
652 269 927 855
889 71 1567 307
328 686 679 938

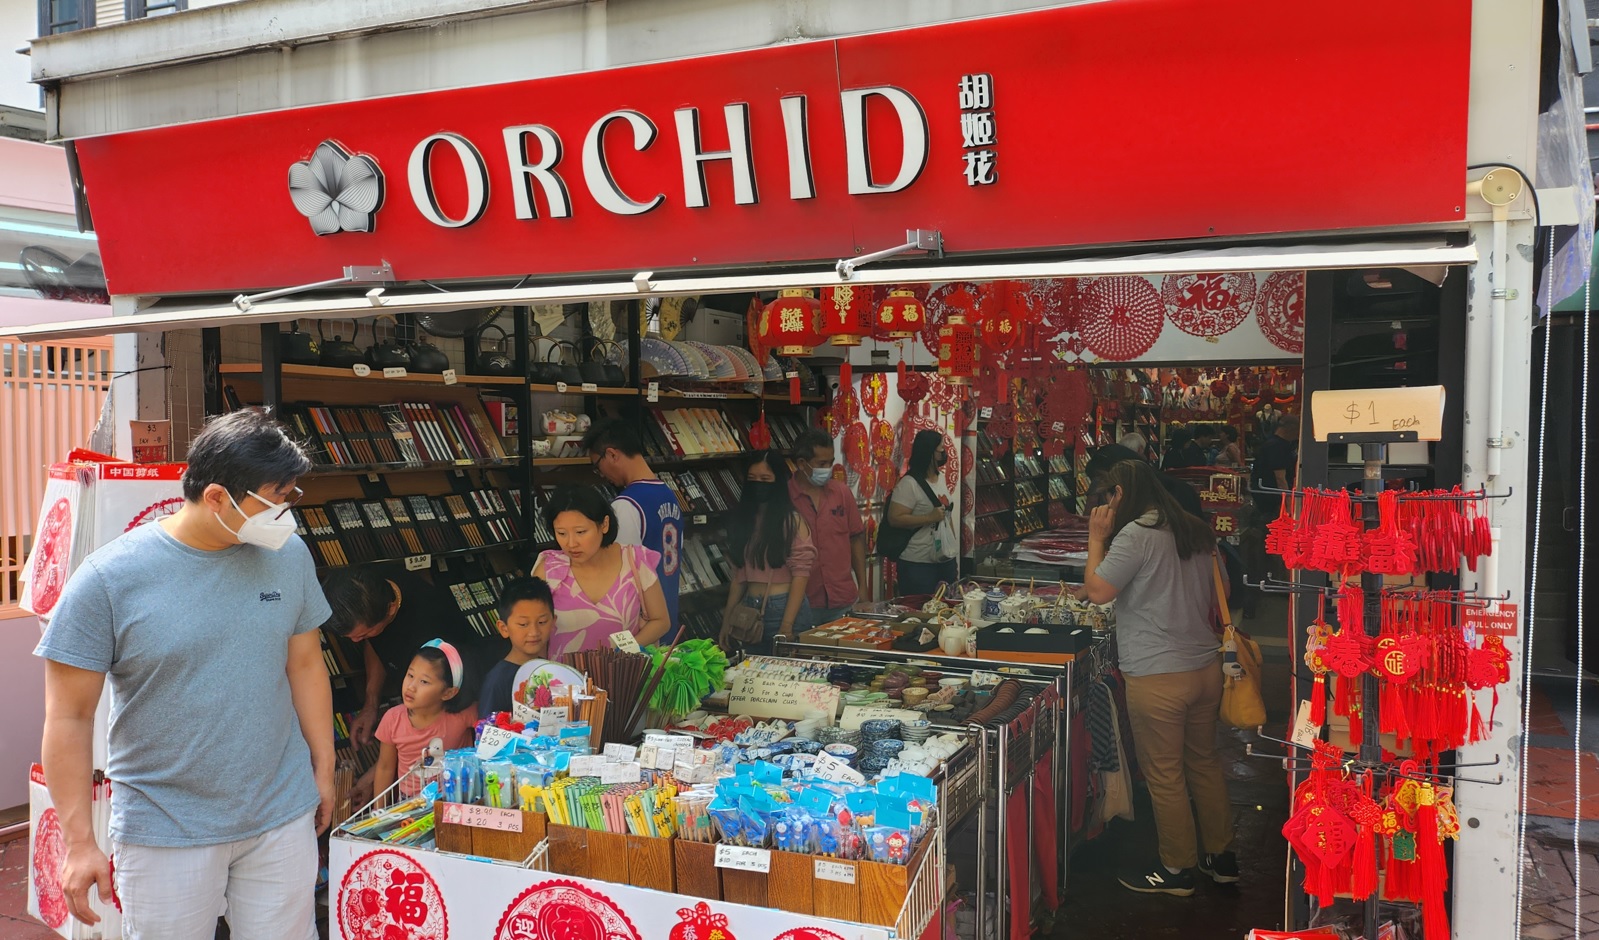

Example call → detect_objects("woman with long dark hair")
720 450 816 649
1080 459 1236 896
885 430 957 598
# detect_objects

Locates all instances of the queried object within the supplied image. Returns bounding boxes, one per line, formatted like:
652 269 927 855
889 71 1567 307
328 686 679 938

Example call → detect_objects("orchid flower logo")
288 140 384 236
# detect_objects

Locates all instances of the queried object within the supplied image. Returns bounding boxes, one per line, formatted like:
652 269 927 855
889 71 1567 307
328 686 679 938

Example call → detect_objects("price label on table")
383 367 408 378
441 803 523 833
511 700 538 725
599 762 641 785
811 752 865 785
476 725 517 759
647 381 659 403
442 369 458 385
537 706 570 735
582 382 599 392
569 755 605 777
403 554 432 572
814 860 856 884
352 364 372 377
603 743 638 762
715 845 772 873
609 630 641 653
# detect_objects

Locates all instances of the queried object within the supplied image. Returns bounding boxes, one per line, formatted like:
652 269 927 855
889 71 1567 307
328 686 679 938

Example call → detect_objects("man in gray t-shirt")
36 409 332 940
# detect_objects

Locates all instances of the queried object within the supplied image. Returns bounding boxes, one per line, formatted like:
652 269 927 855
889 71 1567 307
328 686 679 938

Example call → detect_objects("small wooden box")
674 839 722 900
767 850 815 915
547 824 592 878
627 834 676 893
719 866 769 907
431 802 546 863
810 858 861 923
588 830 630 884
857 836 933 926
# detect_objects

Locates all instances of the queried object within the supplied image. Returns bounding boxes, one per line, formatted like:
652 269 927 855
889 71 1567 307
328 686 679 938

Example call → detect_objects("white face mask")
808 467 834 486
217 491 298 551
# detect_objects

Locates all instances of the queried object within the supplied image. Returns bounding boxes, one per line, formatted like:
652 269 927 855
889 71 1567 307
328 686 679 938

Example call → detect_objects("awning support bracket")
835 229 943 280
232 262 394 312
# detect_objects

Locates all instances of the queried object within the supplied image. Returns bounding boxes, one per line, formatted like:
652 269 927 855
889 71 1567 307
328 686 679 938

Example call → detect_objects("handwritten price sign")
441 803 523 833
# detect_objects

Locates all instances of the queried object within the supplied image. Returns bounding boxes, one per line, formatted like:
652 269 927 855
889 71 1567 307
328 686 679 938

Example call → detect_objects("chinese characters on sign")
958 73 997 187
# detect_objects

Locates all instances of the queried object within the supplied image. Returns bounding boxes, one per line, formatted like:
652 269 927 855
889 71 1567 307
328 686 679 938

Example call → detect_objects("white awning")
6 236 1476 341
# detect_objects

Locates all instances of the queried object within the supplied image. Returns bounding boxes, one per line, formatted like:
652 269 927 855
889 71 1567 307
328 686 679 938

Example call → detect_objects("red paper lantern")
758 288 821 355
876 288 926 339
977 280 1034 353
938 313 980 385
820 285 874 346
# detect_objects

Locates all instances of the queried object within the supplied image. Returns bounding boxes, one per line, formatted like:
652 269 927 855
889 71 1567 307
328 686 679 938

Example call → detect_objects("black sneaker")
1199 851 1239 883
1118 864 1195 896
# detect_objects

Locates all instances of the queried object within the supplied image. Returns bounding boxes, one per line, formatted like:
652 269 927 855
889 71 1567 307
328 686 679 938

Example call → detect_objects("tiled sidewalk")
1520 683 1599 939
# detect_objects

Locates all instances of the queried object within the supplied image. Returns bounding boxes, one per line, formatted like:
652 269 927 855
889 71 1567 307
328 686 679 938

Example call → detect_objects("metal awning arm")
835 229 943 280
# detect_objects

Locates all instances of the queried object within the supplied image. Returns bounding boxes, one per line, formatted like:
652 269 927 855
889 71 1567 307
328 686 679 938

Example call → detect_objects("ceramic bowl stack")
901 718 934 744
859 718 901 746
816 724 861 748
860 738 904 775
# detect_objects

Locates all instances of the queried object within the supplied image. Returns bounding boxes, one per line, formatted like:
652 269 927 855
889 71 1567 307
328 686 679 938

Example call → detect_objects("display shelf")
302 458 520 478
313 540 528 571
219 362 524 386
527 382 641 397
531 457 594 467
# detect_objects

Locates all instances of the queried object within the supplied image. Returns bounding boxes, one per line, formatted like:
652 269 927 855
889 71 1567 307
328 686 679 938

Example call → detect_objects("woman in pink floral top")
533 486 672 658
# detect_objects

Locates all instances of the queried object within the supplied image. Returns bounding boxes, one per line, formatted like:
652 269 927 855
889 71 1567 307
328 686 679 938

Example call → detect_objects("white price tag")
581 382 599 392
511 700 538 725
811 752 865 785
383 367 408 378
442 369 458 385
692 514 708 525
638 744 660 770
603 743 638 762
609 631 641 653
568 755 605 777
1290 700 1322 748
403 554 432 572
599 762 641 785
352 364 373 377
714 845 772 873
556 381 569 393
367 473 380 483
815 860 856 884
537 706 570 735
647 381 660 403
476 725 517 759
440 803 524 832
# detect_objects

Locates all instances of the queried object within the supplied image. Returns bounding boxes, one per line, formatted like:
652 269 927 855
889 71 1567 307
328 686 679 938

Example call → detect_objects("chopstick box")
767 850 816 915
810 857 861 922
588 829 630 884
857 835 934 926
547 823 593 878
674 839 722 900
626 834 677 893
433 802 547 862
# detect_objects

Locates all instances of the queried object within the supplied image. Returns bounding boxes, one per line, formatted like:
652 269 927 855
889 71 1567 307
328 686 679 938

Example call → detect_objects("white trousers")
111 812 318 940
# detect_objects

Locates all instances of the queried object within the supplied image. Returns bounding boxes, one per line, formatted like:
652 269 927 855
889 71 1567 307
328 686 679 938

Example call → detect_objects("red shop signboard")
73 0 1470 296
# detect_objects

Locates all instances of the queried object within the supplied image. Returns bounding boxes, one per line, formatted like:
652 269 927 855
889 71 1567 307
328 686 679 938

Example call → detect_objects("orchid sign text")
294 87 932 236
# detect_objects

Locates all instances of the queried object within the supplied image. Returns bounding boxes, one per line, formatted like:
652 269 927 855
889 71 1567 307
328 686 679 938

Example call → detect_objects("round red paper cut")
32 808 67 928
877 461 899 497
1256 270 1306 353
669 901 736 940
770 928 849 940
1160 272 1256 337
843 422 870 475
1078 277 1164 361
494 880 641 940
860 374 887 417
870 418 896 462
126 496 184 532
1031 278 1080 335
31 498 73 615
339 848 448 940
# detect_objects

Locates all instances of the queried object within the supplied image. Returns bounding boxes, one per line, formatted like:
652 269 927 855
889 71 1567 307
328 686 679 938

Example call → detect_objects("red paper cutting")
1078 276 1164 360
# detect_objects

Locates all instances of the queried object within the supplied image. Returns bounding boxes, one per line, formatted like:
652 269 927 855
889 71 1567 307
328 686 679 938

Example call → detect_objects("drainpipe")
1467 168 1524 480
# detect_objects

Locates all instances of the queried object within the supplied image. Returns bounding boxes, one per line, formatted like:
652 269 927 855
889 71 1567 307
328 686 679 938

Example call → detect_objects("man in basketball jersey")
582 421 683 641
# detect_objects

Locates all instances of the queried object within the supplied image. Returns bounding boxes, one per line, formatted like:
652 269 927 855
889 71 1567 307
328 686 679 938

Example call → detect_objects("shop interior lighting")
835 229 943 280
232 262 394 312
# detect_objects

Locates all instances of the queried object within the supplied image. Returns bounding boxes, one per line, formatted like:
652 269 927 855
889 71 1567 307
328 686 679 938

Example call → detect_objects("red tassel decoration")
1416 783 1450 940
1310 674 1327 726
839 359 852 395
1351 773 1379 900
789 372 801 405
897 356 907 386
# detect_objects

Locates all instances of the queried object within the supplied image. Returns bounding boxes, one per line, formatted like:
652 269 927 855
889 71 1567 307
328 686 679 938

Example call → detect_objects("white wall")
0 0 38 110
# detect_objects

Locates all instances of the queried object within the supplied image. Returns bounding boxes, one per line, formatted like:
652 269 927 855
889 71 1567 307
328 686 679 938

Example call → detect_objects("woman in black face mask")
720 450 816 651
885 430 959 598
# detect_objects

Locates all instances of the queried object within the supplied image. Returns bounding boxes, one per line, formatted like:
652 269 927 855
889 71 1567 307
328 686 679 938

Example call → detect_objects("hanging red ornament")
820 285 875 347
860 373 887 417
748 414 772 450
898 370 930 403
976 280 1031 354
937 308 980 385
746 295 769 365
758 288 822 355
925 281 981 353
875 288 926 339
843 422 870 474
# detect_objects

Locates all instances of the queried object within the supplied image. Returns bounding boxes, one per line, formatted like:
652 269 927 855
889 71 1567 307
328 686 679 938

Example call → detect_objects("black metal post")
202 327 223 416
259 323 283 412
513 308 536 550
1360 441 1386 940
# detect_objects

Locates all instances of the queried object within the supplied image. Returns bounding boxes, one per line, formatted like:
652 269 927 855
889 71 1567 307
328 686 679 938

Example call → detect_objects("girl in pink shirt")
373 639 478 796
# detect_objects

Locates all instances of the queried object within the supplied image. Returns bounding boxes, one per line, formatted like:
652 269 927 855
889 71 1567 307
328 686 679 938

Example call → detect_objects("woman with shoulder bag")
720 451 816 652
1078 458 1237 897
885 430 957 598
